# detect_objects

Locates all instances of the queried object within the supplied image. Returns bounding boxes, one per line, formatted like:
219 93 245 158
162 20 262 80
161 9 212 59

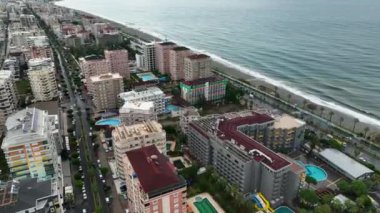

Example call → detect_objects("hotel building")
79 55 110 82
169 46 192 81
119 101 157 126
142 42 156 71
179 107 200 134
184 54 212 81
187 111 304 207
88 73 124 111
155 41 176 74
0 70 18 136
1 107 60 181
27 58 58 102
112 121 166 178
179 77 227 105
119 87 165 114
123 145 187 213
105 49 130 78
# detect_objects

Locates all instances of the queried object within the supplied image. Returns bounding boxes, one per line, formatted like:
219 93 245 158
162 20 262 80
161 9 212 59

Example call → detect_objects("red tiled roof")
186 54 210 60
217 113 291 170
125 145 182 194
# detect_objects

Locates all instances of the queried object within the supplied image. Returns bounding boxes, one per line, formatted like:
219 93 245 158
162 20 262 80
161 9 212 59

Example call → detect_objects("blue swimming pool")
305 164 328 182
166 104 180 112
95 118 121 126
275 206 295 213
136 72 158 82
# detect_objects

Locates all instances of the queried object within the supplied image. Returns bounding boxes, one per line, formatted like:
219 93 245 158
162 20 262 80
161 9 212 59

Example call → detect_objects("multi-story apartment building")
119 87 165 114
119 101 157 125
1 107 60 181
187 111 304 207
105 49 130 78
142 42 156 71
179 107 200 134
3 57 20 80
88 72 123 112
0 70 18 136
169 46 192 81
123 145 187 213
25 36 53 60
79 55 110 82
155 41 176 74
27 58 58 102
179 77 227 105
112 121 166 178
184 54 212 81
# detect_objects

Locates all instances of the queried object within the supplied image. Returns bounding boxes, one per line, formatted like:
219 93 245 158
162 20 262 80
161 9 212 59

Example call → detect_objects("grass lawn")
16 79 32 95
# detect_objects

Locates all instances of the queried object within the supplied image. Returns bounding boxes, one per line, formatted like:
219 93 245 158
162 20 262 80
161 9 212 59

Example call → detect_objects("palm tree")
287 94 292 103
352 118 359 132
363 127 370 138
328 111 334 121
339 117 344 126
319 106 325 117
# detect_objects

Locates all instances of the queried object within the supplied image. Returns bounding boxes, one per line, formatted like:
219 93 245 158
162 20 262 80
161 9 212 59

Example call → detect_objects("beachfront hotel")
169 46 192 81
0 70 18 136
79 55 111 82
1 107 60 181
27 58 58 102
184 54 213 81
88 72 124 112
155 41 177 74
119 87 165 114
187 111 303 207
112 121 166 179
123 145 187 213
142 42 156 72
180 76 227 105
105 49 130 78
119 101 157 126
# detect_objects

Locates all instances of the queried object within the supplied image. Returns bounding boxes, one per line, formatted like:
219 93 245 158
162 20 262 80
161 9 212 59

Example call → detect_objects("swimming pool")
166 104 180 112
136 72 158 82
305 164 328 182
95 118 121 126
194 197 217 213
275 206 295 213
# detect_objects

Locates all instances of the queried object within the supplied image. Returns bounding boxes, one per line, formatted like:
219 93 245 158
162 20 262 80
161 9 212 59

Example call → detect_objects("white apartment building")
119 101 157 126
1 107 60 181
179 107 200 134
27 58 58 102
0 70 18 136
89 72 124 111
119 87 165 114
112 121 166 178
142 42 156 71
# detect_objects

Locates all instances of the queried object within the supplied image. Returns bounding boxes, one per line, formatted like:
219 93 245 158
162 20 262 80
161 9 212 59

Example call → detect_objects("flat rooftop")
113 121 163 142
158 41 176 46
319 148 374 179
119 101 154 114
172 46 190 52
181 76 226 86
273 114 306 129
125 145 186 196
0 178 53 212
186 54 210 60
90 72 122 82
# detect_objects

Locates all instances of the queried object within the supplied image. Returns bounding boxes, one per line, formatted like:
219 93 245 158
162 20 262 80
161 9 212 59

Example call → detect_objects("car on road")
89 132 92 137
99 174 103 179
82 209 87 213
83 193 87 200
105 197 110 204
79 166 82 172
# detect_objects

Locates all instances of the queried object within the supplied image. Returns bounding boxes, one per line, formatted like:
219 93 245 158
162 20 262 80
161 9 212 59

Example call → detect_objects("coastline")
56 3 380 137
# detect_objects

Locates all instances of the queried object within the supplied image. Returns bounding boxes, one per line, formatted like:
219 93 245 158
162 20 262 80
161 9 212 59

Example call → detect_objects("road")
57 51 109 213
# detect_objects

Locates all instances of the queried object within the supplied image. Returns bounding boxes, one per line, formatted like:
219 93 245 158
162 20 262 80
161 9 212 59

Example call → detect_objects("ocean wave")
55 2 380 128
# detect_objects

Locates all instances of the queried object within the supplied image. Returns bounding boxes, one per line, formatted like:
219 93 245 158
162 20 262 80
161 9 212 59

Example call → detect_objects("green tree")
74 180 83 188
321 194 334 204
100 167 109 176
351 180 368 197
305 175 318 188
314 204 331 213
345 200 359 213
329 111 334 121
355 195 372 210
71 152 79 159
74 173 82 180
71 158 80 166
352 118 359 132
299 189 319 206
331 199 344 212
337 180 351 194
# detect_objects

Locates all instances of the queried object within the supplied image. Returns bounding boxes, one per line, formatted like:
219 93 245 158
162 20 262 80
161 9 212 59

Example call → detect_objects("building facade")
180 77 227 105
119 101 157 126
155 41 176 74
89 73 124 111
112 121 166 178
187 111 303 207
169 46 192 81
142 42 156 71
79 55 111 82
184 54 212 81
123 145 187 213
105 49 130 78
0 70 18 136
1 107 60 181
27 58 58 102
179 107 200 134
119 87 165 114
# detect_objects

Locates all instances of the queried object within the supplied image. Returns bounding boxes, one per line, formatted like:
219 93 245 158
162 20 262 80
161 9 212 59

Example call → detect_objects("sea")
56 0 380 127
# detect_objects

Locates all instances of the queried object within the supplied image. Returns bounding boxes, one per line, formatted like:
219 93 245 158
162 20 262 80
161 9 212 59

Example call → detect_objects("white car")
102 179 106 184
89 132 92 137
99 174 103 179
97 159 101 164
105 197 110 203
83 209 87 213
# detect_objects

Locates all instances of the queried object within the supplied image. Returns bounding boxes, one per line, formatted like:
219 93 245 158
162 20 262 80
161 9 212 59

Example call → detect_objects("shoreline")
55 3 380 136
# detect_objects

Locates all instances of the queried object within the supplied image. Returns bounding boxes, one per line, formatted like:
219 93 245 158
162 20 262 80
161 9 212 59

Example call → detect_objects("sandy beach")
64 6 380 140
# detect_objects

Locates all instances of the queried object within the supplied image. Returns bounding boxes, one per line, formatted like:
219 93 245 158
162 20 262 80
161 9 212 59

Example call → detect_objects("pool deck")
188 193 225 213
